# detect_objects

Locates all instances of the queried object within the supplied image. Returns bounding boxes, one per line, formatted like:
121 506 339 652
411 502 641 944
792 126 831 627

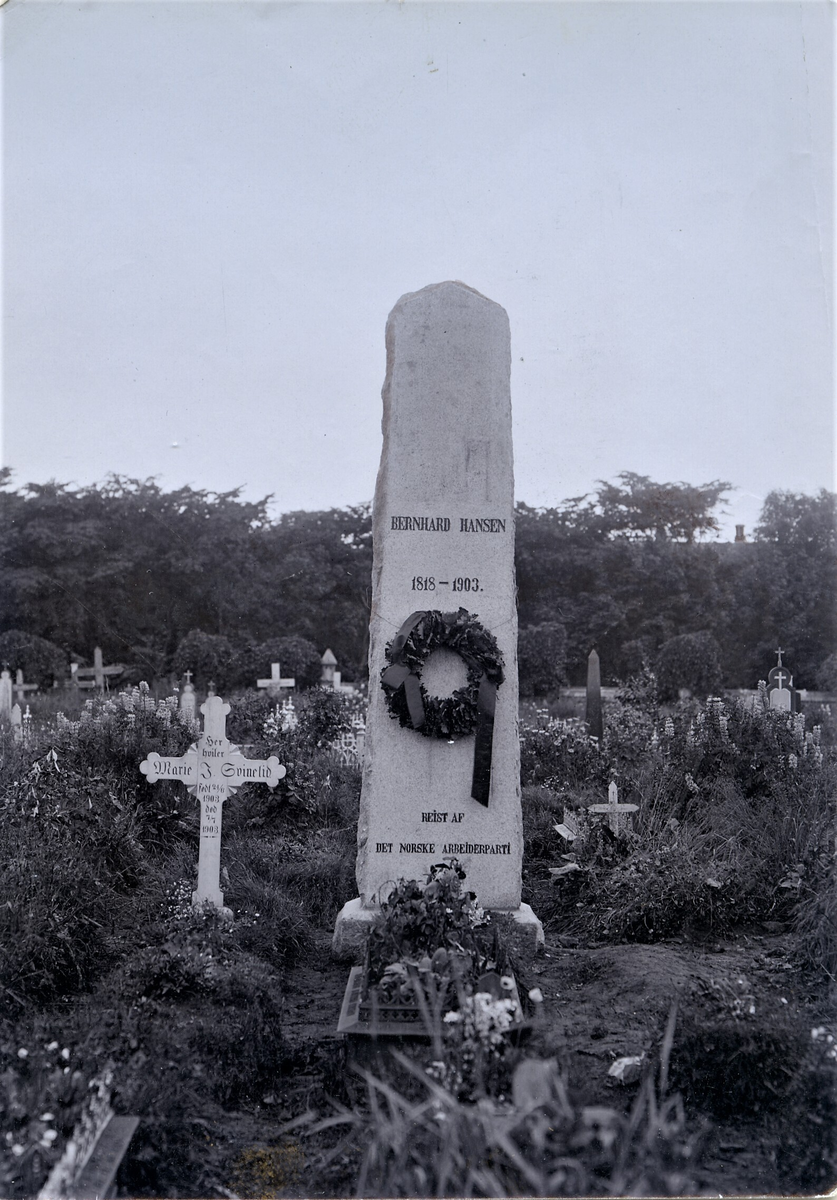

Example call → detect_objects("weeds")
296 1038 701 1197
522 688 837 953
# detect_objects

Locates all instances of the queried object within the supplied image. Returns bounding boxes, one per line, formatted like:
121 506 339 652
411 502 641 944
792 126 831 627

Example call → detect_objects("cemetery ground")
1 682 836 1198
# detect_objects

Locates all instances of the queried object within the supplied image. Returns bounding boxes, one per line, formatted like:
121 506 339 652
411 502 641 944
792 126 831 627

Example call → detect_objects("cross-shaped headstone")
588 781 639 837
257 662 295 697
74 647 125 691
13 669 38 704
139 695 286 911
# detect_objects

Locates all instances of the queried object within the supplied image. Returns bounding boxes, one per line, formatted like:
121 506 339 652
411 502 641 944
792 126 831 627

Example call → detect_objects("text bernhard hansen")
391 517 506 532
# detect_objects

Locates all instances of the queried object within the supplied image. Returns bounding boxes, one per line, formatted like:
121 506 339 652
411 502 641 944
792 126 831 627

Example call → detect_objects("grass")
2 679 837 1196
521 694 837 955
295 1031 702 1197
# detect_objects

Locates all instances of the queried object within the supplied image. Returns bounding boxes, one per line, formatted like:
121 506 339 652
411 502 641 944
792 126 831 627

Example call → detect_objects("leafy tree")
0 629 67 688
815 653 837 693
593 472 731 542
173 630 237 691
727 490 837 686
249 636 323 690
656 631 724 701
515 476 731 682
518 622 568 697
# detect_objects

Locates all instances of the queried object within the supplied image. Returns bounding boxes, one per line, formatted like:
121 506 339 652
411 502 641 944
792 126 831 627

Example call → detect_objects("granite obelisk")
333 281 542 957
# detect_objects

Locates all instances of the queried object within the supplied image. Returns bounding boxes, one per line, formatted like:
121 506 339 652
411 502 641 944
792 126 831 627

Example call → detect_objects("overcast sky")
3 0 833 539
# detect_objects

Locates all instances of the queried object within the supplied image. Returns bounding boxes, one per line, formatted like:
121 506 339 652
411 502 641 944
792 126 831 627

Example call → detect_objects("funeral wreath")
380 608 504 740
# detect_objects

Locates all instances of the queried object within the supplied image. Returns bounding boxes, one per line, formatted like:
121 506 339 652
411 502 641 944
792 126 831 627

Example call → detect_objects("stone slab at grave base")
332 897 544 965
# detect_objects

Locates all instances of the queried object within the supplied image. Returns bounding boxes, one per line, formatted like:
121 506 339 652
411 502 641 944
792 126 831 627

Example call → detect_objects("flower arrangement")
358 862 523 1068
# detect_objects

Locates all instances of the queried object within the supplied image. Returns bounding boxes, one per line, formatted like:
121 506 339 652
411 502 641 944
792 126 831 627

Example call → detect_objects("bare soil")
119 928 836 1198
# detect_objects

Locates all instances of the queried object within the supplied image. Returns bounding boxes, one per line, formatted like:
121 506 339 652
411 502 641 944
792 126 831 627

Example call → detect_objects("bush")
519 712 606 793
172 630 237 691
224 828 358 930
793 850 837 984
108 912 285 1108
671 1002 809 1118
815 651 837 693
518 622 568 697
0 630 67 688
252 635 323 690
656 631 724 701
524 693 836 945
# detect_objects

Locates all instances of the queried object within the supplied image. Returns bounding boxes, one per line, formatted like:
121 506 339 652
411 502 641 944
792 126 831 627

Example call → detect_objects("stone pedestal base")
501 902 545 965
332 897 544 964
332 898 376 963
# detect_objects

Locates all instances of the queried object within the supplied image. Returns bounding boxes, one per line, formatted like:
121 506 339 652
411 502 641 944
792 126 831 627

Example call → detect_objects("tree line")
0 468 833 694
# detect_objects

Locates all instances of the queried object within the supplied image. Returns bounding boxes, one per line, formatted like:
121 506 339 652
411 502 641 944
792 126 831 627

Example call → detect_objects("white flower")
60 1047 70 1060
41 1129 58 1143
17 1048 28 1059
443 1010 462 1023
500 976 515 991
528 987 544 1004
12 1145 24 1157
41 1113 54 1122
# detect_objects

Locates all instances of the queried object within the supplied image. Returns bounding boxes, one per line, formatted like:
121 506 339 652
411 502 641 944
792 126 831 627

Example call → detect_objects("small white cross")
588 781 639 837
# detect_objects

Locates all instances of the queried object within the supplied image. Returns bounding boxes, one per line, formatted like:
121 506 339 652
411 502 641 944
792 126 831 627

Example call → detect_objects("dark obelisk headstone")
333 281 543 958
585 648 604 741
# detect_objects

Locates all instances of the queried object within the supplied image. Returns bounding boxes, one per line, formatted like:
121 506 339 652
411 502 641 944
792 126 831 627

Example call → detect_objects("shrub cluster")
0 677 367 1196
522 680 836 957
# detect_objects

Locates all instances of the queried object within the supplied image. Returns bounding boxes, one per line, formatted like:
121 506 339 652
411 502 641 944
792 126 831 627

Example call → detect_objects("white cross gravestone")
588 781 639 837
257 662 295 697
333 281 543 958
139 695 286 911
767 648 798 712
74 647 124 691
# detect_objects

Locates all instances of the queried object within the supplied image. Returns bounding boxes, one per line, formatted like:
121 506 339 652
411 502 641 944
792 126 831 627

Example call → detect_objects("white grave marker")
767 648 798 712
321 649 338 686
179 671 197 720
139 695 286 911
588 781 639 837
257 662 295 696
0 669 12 719
74 647 124 691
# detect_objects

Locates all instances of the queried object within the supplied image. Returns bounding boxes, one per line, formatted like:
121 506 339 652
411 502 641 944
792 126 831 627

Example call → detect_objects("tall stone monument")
333 281 542 957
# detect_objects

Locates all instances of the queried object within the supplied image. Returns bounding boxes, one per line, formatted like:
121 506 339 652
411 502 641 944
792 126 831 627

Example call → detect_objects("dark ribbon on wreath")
380 610 499 808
